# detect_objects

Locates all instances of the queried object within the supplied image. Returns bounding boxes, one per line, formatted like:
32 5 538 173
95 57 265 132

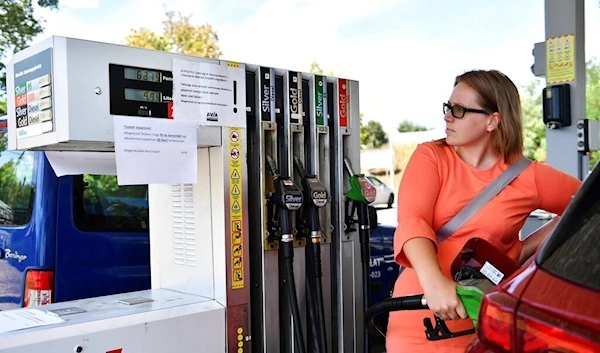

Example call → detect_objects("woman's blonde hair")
438 70 524 164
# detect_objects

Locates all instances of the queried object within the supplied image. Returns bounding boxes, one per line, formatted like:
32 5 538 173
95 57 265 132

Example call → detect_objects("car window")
368 177 383 187
73 174 149 231
0 127 36 226
538 167 600 292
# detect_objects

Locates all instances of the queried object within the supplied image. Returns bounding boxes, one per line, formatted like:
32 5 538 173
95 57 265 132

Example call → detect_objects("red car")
466 163 600 353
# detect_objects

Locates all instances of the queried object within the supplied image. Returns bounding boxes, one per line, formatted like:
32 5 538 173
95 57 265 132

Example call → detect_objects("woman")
386 70 582 353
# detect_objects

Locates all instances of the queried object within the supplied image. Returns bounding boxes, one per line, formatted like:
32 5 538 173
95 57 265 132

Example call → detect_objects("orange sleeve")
534 162 582 215
394 143 441 267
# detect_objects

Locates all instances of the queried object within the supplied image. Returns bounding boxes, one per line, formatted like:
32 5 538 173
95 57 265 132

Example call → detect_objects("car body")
366 175 395 208
0 117 151 310
465 162 600 353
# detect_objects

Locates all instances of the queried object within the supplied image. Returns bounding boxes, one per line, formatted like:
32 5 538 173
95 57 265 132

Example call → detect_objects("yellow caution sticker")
229 127 244 289
546 34 575 84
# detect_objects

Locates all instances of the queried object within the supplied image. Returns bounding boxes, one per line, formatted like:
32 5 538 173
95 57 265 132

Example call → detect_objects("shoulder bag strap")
435 156 532 243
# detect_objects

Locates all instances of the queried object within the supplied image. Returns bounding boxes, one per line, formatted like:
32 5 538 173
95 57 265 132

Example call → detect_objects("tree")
520 79 547 162
587 58 600 168
124 10 222 58
0 99 6 115
0 0 59 92
397 120 430 133
309 61 334 76
0 126 7 154
519 58 600 167
360 118 388 149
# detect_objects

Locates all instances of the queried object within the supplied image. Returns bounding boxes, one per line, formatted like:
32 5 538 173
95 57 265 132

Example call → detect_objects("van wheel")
387 194 394 208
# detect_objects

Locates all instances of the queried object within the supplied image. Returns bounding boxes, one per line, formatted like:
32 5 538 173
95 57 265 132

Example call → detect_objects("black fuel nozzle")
293 156 328 235
265 153 303 245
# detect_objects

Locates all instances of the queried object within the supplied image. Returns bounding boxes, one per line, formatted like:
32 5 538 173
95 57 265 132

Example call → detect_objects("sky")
27 0 600 132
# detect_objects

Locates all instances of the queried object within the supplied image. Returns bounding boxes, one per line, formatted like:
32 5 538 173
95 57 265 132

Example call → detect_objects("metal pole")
544 0 587 178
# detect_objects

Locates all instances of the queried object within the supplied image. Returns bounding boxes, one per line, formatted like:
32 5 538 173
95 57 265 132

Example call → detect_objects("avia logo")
206 112 218 121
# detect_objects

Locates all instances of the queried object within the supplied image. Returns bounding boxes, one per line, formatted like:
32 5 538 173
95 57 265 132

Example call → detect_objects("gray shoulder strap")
435 156 532 243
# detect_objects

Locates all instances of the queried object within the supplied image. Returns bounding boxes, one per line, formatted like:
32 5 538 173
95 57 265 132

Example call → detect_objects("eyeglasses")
443 102 491 119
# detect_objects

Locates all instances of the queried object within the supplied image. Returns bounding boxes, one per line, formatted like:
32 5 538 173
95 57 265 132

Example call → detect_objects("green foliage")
397 120 430 133
0 0 59 92
0 127 6 153
519 59 600 168
0 149 35 224
309 61 334 76
587 58 600 168
82 174 120 204
0 98 6 115
520 79 547 162
81 174 148 227
360 117 388 149
124 10 222 58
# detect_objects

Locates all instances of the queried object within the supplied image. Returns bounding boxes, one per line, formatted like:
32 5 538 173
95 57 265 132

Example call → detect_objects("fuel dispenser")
1 35 248 353
1 36 367 353
328 77 370 353
246 69 365 353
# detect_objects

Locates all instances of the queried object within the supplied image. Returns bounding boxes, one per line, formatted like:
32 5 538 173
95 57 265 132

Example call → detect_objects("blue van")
0 117 151 310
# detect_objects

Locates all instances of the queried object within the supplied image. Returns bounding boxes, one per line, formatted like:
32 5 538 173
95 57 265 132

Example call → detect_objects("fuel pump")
265 154 306 353
294 156 329 353
342 158 376 353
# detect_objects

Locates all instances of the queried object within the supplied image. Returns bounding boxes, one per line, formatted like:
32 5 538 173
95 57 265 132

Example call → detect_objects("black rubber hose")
357 204 371 353
312 241 328 353
283 240 306 353
365 295 427 336
305 244 322 353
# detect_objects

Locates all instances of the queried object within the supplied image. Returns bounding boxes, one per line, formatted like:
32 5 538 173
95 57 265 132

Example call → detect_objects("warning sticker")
547 34 575 84
229 127 244 290
232 220 242 232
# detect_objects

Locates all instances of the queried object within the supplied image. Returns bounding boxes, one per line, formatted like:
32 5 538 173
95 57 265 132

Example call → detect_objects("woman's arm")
403 237 468 321
518 217 557 265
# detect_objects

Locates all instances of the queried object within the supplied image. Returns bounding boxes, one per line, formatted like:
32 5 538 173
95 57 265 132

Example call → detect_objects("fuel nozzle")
343 157 376 205
343 157 376 353
293 156 328 241
294 156 328 209
265 154 303 241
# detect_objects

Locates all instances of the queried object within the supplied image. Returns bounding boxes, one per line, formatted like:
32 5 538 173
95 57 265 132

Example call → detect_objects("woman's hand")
421 272 468 321
403 237 468 321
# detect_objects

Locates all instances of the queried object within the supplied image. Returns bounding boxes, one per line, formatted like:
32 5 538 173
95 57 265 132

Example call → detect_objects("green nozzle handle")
456 279 494 330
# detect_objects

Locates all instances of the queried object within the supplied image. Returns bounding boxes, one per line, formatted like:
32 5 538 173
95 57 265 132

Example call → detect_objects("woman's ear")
487 112 501 132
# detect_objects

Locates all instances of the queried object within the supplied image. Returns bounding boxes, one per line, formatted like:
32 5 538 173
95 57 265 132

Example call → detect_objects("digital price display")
109 64 173 118
124 88 162 103
124 68 161 83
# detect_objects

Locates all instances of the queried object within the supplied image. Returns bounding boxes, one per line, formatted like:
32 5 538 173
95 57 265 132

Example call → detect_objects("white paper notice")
46 151 117 177
173 59 246 128
114 116 197 186
0 309 65 334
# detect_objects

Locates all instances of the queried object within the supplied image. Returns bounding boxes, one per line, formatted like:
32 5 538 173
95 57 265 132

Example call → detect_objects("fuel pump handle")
344 174 377 204
272 177 303 211
301 176 328 208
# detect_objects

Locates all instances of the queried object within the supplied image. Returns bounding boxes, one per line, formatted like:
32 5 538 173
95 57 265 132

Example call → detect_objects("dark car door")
53 174 151 302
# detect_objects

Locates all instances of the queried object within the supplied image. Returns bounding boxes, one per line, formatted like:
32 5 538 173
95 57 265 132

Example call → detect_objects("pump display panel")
109 64 173 118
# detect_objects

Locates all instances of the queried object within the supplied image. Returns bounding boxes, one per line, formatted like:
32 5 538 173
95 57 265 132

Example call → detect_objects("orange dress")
386 142 582 353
